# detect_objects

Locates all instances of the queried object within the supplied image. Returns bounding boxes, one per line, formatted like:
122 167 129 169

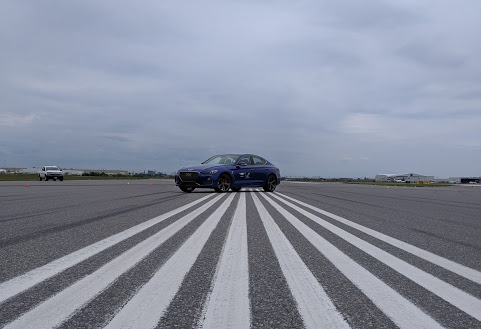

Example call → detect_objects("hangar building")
448 177 481 184
375 173 434 183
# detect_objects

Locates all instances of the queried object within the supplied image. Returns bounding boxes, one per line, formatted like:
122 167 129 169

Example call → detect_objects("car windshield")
203 154 240 165
46 167 60 170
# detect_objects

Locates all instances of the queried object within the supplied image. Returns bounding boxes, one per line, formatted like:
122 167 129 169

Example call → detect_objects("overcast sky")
1 0 480 177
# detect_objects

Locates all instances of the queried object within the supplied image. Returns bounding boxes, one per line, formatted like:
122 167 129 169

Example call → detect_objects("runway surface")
0 180 480 328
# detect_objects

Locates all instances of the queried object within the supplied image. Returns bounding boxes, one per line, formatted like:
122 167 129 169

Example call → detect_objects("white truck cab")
39 166 64 181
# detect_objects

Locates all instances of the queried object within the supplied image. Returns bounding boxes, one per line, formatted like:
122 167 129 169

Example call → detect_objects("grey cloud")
397 41 466 68
0 0 480 177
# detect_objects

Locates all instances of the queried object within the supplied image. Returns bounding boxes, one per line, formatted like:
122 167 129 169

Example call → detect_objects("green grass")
0 174 39 181
345 181 452 187
0 174 172 181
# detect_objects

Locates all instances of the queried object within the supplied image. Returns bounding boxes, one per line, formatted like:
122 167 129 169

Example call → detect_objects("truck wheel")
45 176 48 181
60 177 64 181
39 175 42 181
54 177 57 181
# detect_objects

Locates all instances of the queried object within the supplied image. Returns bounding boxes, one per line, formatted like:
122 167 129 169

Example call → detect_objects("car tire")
54 177 57 181
59 177 64 181
231 187 241 192
216 174 231 193
263 175 277 192
179 186 195 193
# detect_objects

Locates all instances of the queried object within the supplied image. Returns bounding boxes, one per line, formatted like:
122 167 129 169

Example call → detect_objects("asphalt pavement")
0 180 480 328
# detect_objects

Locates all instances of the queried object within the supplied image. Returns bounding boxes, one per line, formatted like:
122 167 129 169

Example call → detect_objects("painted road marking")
105 194 235 329
270 193 481 322
261 193 443 329
2 191 478 328
200 193 250 329
253 192 350 329
4 195 224 329
276 192 481 284
0 194 215 304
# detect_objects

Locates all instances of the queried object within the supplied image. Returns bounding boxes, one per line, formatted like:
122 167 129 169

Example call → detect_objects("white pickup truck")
39 166 64 181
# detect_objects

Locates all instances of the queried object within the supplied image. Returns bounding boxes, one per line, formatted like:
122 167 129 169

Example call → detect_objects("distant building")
63 170 84 176
448 177 481 184
375 173 434 183
147 170 156 175
19 168 39 174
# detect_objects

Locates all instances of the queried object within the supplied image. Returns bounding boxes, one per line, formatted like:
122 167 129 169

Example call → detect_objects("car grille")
179 171 200 182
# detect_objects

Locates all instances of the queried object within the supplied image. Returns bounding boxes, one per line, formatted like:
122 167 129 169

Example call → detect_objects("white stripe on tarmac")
4 195 224 329
0 194 214 304
261 193 443 329
200 193 250 329
270 193 481 321
252 193 350 329
105 193 236 329
277 192 481 284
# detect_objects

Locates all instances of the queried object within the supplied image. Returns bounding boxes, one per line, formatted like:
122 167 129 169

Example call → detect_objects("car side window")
252 156 266 165
239 156 252 165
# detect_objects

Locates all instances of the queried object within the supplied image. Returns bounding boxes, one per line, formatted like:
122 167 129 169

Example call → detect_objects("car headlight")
201 170 218 175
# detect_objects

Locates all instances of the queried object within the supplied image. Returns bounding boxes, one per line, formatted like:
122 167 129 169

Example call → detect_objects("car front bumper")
175 172 215 188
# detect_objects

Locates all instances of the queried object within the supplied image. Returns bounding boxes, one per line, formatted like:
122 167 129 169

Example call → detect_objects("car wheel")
54 177 57 181
231 187 241 192
179 186 195 193
263 175 277 192
59 177 64 181
216 174 231 193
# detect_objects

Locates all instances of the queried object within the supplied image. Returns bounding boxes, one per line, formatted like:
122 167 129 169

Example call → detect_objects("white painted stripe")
252 193 350 329
3 195 224 329
260 193 443 329
270 193 481 321
0 193 214 304
105 193 236 329
277 192 481 284
200 193 250 329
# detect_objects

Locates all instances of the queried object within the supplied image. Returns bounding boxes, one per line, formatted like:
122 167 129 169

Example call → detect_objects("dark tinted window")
252 156 266 165
238 155 252 165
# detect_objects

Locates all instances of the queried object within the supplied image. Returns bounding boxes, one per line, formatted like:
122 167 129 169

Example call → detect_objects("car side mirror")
236 162 247 168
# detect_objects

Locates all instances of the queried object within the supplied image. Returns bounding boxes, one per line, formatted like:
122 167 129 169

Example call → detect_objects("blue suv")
175 154 281 193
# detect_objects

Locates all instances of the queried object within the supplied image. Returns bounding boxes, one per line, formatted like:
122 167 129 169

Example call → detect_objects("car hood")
178 164 229 172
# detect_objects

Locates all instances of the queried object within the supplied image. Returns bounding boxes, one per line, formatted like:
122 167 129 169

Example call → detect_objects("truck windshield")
46 167 60 170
